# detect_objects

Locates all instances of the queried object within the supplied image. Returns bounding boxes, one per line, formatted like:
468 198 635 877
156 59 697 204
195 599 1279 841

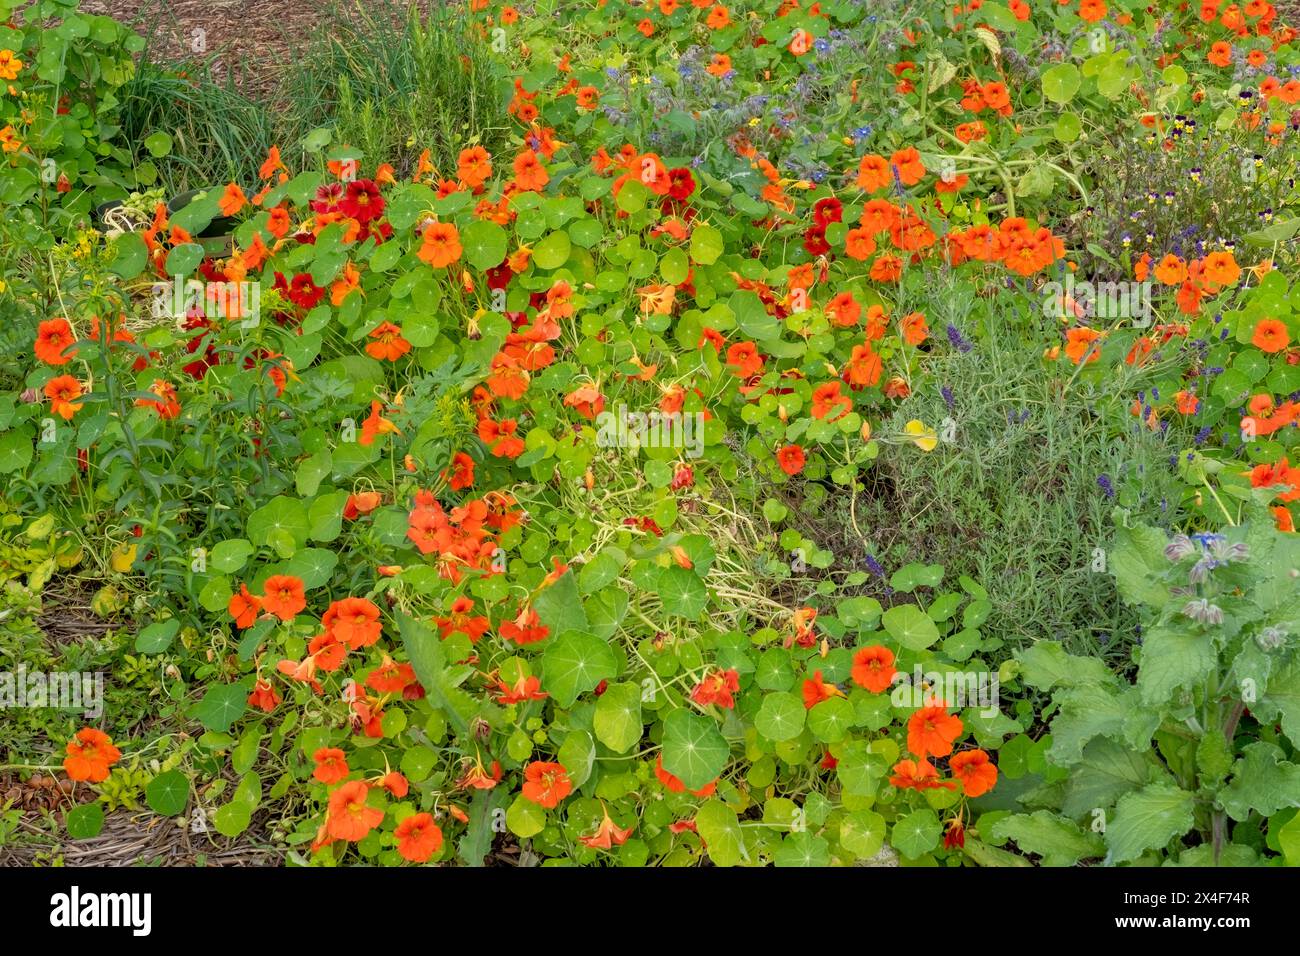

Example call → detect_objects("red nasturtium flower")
777 444 806 475
691 668 740 709
521 761 573 808
851 645 897 693
63 728 121 782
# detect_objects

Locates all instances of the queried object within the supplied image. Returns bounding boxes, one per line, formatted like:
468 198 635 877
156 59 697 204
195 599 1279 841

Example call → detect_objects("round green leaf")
542 631 617 708
882 604 941 650
135 618 180 654
840 809 886 860
755 692 806 742
461 219 508 270
1041 63 1080 105
696 800 745 866
593 682 643 754
66 803 104 839
146 770 190 816
807 696 855 743
660 709 728 790
892 809 942 858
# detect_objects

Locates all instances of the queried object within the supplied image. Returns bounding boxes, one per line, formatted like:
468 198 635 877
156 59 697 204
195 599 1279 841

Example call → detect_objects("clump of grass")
117 57 279 195
278 0 512 179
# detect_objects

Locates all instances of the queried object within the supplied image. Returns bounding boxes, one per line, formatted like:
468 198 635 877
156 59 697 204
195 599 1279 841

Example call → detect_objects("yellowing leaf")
110 542 138 573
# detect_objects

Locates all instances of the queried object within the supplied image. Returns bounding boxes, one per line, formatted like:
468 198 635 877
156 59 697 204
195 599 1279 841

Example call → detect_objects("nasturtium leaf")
839 809 886 860
213 802 252 838
533 570 589 637
882 604 940 650
246 496 310 553
461 219 508 270
146 770 190 816
165 242 204 277
755 692 806 742
657 565 708 618
209 538 254 573
192 682 249 733
660 246 689 285
1041 63 1080 104
506 794 547 838
593 682 643 753
65 803 104 839
660 709 728 791
774 831 831 867
892 809 942 859
690 223 724 265
135 618 180 654
532 230 572 270
696 800 746 866
108 232 148 278
807 696 855 743
542 631 618 708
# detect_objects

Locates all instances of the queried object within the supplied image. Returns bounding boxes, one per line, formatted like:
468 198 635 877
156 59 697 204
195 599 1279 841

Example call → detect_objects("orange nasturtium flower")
63 728 122 783
35 318 76 365
691 668 741 709
360 401 401 446
417 221 462 268
312 747 350 784
521 761 573 808
261 574 307 621
889 146 926 186
950 749 999 797
365 321 412 361
579 808 634 849
44 375 84 420
457 145 492 188
218 182 247 217
513 149 550 192
890 757 956 791
907 705 964 759
1252 318 1290 354
323 597 383 649
394 812 444 862
228 583 262 628
851 645 897 693
325 780 384 842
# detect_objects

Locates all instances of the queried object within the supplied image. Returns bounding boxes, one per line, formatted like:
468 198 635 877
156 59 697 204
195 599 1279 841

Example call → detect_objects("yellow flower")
903 419 938 452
